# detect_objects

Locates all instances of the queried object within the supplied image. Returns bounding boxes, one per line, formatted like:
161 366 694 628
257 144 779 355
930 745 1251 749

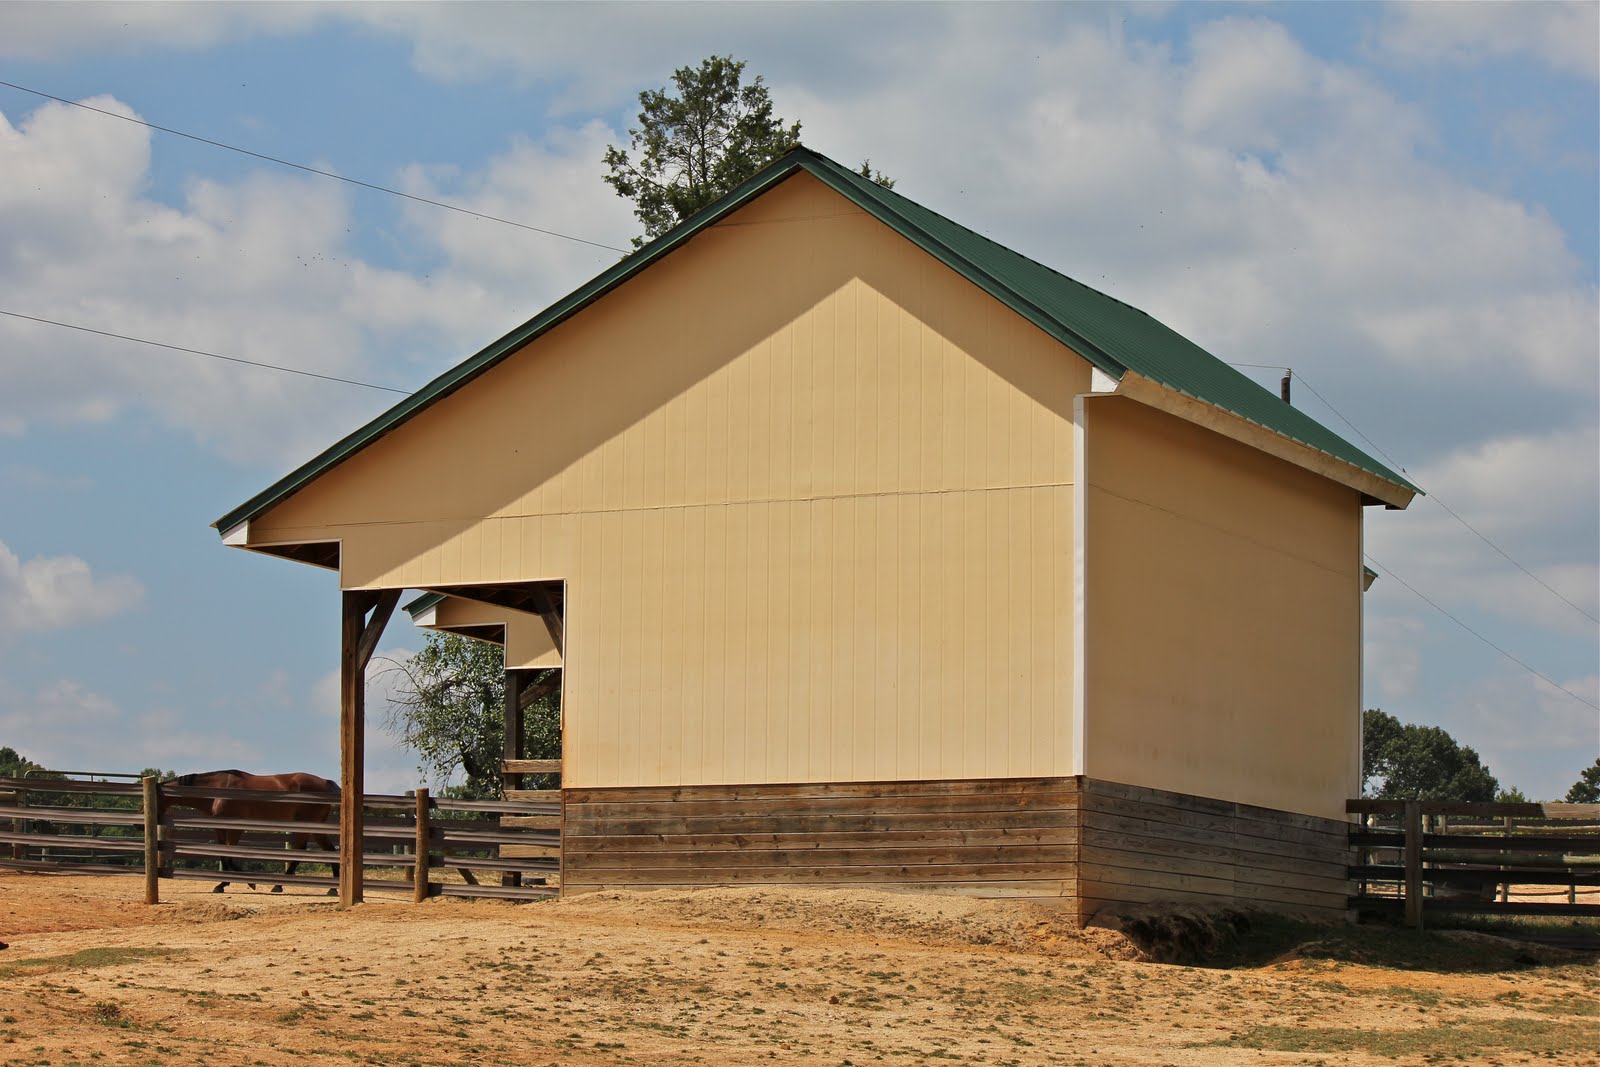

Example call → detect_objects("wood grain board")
563 777 1079 900
1076 778 1352 923
561 775 1353 919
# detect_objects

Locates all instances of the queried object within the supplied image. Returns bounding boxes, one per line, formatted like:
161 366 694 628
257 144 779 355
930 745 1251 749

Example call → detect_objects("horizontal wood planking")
564 826 1077 853
565 862 1076 886
563 777 1077 897
565 809 1079 838
502 759 563 775
564 777 1081 804
563 880 1077 900
566 845 1078 871
1077 778 1353 922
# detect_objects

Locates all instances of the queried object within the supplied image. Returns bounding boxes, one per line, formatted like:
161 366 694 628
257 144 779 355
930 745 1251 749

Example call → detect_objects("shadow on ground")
1100 907 1600 972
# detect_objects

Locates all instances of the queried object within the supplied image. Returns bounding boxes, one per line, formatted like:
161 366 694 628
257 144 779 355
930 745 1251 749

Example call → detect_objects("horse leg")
314 831 339 897
275 831 311 892
212 829 237 893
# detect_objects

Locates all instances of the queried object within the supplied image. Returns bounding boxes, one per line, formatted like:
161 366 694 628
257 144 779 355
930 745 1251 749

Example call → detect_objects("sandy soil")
0 872 1596 1067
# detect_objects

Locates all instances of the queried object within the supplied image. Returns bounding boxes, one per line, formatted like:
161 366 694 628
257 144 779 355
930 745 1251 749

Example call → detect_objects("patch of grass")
0 947 181 979
90 1002 130 1029
1430 912 1600 947
1207 1017 1600 1058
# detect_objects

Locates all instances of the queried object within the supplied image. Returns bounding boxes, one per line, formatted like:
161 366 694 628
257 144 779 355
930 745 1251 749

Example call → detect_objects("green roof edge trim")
216 144 1415 534
403 591 445 618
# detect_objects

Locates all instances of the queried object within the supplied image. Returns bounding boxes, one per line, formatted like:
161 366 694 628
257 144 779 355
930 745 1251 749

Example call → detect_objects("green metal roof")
216 145 1415 533
403 592 445 618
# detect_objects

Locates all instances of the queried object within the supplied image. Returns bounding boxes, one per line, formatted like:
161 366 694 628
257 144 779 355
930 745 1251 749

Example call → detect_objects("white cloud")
0 2 326 60
1365 615 1427 701
0 540 143 633
1456 668 1600 798
1367 425 1599 634
1375 1 1600 81
0 94 631 468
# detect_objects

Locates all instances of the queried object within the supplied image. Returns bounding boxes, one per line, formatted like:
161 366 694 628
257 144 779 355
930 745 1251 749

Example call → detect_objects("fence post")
1404 800 1423 930
1499 816 1513 903
142 776 160 905
10 785 24 861
413 788 430 904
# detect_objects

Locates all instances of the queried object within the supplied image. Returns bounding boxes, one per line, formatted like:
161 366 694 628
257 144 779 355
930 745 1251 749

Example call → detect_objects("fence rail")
1348 798 1600 928
0 774 561 902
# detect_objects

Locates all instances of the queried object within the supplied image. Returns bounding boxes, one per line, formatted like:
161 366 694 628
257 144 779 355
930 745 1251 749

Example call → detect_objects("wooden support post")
504 671 525 791
413 788 430 904
1404 800 1423 930
340 588 400 909
142 776 160 905
502 670 524 889
527 587 564 657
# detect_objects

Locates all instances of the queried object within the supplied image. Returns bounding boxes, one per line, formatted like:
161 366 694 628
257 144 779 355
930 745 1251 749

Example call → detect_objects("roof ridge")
828 156 1163 326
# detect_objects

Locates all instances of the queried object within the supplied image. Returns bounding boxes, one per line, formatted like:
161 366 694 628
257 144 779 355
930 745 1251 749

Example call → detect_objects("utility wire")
1294 370 1599 628
1227 360 1599 626
0 78 629 254
0 310 411 395
1364 555 1598 712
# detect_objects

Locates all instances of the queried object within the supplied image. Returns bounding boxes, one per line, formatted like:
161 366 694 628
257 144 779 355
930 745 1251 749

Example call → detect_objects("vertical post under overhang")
340 588 399 908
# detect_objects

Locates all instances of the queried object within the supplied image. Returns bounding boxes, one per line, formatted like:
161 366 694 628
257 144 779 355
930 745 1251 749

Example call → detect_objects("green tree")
0 745 45 778
603 55 893 247
1566 757 1600 804
1361 708 1498 801
379 634 560 799
1494 785 1531 803
604 55 802 246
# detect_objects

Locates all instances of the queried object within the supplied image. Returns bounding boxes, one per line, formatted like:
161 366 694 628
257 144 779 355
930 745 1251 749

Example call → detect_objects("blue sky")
0 2 1595 797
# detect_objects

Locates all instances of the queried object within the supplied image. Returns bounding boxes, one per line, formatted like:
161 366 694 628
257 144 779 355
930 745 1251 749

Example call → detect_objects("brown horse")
161 770 340 894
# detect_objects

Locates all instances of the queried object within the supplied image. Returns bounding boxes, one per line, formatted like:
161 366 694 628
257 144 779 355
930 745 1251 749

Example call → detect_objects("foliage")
0 745 48 779
1567 757 1600 804
380 633 560 800
1361 708 1498 802
1494 785 1531 803
855 159 894 188
603 55 894 247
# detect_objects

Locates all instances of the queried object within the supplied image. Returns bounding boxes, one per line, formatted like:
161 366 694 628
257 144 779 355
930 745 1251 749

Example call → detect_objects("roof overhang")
402 586 562 669
1112 371 1417 510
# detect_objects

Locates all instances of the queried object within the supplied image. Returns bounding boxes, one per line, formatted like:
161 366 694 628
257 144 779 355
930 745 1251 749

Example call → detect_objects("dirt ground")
1 873 1596 1067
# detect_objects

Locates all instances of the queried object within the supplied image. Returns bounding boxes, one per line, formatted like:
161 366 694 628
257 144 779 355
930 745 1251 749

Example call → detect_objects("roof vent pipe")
1280 368 1292 404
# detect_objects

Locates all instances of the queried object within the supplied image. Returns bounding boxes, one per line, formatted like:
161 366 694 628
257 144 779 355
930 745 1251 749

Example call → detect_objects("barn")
214 146 1417 922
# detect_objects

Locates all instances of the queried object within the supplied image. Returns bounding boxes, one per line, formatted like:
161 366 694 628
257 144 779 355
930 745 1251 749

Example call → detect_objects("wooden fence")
1348 798 1600 928
0 774 560 902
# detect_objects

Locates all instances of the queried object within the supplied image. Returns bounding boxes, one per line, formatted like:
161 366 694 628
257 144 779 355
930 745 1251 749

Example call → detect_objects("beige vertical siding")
1081 396 1361 820
421 599 560 669
247 172 1086 787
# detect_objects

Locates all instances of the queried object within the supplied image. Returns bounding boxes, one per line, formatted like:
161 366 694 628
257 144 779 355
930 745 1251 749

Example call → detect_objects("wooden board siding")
1076 778 1352 923
562 777 1079 900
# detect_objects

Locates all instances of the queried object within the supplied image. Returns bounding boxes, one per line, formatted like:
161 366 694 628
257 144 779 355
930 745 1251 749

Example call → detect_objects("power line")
0 78 629 254
1294 370 1599 627
1227 360 1599 627
0 310 411 394
1364 556 1597 712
